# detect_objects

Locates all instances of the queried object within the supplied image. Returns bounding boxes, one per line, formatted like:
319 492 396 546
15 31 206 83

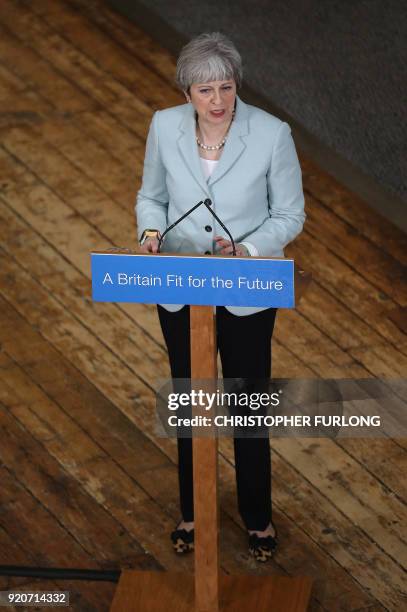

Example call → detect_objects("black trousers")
157 304 277 531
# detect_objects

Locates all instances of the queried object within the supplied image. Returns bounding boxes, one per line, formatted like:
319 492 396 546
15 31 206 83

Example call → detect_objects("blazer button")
205 225 212 232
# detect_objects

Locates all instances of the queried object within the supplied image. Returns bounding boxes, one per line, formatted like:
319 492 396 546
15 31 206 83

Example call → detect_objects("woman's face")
187 79 236 126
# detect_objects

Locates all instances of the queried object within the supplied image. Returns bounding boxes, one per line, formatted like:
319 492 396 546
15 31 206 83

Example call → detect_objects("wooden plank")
274 309 368 378
3 140 163 346
303 193 407 306
336 439 407 502
351 607 390 612
0 63 52 124
0 295 193 573
36 122 140 211
0 525 37 593
300 156 407 265
0 24 93 113
24 0 180 109
0 1 154 132
269 437 407 567
295 279 406 357
350 343 407 378
2 123 138 231
0 368 168 488
288 235 407 351
387 306 407 334
0 363 161 569
33 111 146 200
61 0 178 88
0 197 167 385
0 125 162 345
0 463 115 611
0 62 27 92
0 96 50 130
262 439 405 611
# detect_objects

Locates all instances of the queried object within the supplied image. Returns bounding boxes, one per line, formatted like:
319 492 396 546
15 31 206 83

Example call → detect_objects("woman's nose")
211 89 222 105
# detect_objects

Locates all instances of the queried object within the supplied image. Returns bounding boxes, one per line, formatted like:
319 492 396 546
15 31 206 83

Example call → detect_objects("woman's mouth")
210 109 225 117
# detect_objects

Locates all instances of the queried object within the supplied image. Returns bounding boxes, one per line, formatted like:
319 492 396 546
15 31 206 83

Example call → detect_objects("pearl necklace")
196 135 226 151
195 110 235 151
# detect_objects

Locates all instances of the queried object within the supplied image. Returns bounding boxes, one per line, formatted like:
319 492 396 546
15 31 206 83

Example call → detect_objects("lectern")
91 251 312 612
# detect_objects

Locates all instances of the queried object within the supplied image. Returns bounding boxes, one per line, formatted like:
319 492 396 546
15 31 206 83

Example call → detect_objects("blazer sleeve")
135 111 169 240
243 122 306 257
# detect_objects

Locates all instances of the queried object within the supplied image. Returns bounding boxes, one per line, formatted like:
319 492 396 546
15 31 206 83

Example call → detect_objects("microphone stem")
158 200 203 252
157 198 236 256
203 201 236 256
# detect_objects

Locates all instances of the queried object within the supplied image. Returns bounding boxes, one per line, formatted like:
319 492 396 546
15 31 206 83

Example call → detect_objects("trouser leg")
157 305 194 522
216 307 277 531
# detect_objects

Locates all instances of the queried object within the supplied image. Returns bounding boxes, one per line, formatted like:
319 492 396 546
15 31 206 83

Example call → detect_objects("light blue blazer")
136 95 305 316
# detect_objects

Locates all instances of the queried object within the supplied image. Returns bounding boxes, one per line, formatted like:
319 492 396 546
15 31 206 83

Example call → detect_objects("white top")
200 157 218 180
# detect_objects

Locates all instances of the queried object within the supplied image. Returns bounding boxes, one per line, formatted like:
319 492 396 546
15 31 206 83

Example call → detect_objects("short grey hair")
176 32 243 92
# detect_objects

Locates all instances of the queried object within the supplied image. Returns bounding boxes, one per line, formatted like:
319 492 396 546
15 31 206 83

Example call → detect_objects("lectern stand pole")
190 305 219 612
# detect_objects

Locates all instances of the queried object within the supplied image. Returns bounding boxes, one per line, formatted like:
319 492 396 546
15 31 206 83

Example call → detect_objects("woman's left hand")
214 236 250 257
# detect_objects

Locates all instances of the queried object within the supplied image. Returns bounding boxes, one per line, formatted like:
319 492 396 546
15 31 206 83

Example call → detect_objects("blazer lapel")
177 104 211 197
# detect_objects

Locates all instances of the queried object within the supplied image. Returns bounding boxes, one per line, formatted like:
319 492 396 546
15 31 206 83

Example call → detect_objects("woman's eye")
198 86 232 94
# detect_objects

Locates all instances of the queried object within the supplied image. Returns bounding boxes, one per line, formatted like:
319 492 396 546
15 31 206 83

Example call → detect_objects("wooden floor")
0 1 406 610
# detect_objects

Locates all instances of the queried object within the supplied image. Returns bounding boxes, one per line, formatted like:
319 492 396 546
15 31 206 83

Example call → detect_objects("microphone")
157 198 236 256
157 199 205 252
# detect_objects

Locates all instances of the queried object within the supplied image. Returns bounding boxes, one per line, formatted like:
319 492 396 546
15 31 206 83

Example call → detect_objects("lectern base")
110 570 313 611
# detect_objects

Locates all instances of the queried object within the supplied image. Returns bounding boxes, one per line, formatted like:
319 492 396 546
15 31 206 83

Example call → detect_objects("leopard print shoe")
248 532 278 563
170 527 194 554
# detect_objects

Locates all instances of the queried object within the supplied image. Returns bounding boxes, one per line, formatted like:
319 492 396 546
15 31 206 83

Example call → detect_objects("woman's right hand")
139 237 160 253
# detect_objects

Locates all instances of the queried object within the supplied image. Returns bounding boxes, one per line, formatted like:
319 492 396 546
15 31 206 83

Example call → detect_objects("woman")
136 32 305 562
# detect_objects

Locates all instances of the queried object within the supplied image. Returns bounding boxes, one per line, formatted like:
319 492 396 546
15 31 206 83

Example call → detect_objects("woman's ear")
184 90 191 103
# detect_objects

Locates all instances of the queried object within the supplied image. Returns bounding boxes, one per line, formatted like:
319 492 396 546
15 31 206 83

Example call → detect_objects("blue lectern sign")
91 252 295 308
